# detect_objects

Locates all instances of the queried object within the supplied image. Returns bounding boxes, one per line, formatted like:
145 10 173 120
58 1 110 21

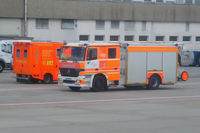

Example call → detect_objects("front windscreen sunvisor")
60 46 86 61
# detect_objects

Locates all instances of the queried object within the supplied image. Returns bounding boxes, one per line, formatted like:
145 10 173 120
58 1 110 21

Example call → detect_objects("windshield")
60 46 86 61
1 43 12 53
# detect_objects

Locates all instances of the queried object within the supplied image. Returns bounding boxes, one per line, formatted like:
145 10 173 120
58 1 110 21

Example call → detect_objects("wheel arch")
90 73 108 88
44 73 53 78
0 59 5 67
43 73 53 81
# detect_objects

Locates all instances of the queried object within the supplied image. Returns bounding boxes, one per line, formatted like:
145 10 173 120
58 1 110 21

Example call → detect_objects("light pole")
24 0 28 37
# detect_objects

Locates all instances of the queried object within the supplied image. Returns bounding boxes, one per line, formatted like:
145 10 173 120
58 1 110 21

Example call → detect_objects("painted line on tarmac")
0 95 200 107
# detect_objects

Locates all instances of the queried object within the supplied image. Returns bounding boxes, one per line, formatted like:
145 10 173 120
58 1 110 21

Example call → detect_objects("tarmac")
0 67 200 133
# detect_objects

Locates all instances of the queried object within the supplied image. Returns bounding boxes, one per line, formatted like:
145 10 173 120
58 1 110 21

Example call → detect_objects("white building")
1 0 200 46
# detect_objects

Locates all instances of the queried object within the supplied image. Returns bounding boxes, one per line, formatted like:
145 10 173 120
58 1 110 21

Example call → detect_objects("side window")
108 48 116 58
57 48 61 57
16 49 20 57
87 48 97 60
24 49 28 58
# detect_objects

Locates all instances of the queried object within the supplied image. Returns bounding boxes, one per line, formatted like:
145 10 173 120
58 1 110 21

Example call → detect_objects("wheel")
69 86 81 91
147 75 161 89
91 75 107 92
27 76 34 84
16 78 20 82
32 78 39 83
43 74 52 84
0 62 5 73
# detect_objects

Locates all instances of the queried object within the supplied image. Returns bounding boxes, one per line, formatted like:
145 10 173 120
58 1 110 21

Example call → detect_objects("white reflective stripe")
98 59 120 61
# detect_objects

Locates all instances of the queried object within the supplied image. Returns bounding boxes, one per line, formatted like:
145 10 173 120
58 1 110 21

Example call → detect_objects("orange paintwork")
59 61 85 69
13 42 63 81
128 46 178 52
147 71 163 84
59 44 121 82
85 45 120 81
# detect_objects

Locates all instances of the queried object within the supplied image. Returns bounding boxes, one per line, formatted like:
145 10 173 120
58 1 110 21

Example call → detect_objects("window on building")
144 0 152 2
196 36 200 41
124 35 134 41
169 36 178 41
185 0 193 4
96 20 105 30
124 0 132 2
139 36 148 41
124 21 135 31
61 19 74 29
195 0 200 4
16 49 20 58
156 36 164 41
166 0 175 4
111 20 120 29
108 48 116 58
156 0 163 2
24 49 28 58
79 35 89 41
95 35 104 41
142 21 147 31
110 35 119 41
87 48 97 60
183 36 191 41
36 19 49 29
176 0 184 4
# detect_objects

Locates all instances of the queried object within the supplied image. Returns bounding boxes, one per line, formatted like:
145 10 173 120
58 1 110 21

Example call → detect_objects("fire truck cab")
58 43 188 91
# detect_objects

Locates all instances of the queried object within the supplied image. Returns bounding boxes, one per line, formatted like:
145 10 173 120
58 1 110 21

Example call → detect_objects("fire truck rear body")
13 42 63 83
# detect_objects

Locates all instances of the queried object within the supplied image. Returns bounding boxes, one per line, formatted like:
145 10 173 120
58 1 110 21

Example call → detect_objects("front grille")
63 80 75 84
59 68 84 77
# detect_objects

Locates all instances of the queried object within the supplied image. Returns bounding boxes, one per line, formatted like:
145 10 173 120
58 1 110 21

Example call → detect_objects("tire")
16 78 20 82
0 62 5 73
27 76 34 84
91 75 107 92
32 78 39 83
43 74 52 84
69 86 81 91
147 75 161 89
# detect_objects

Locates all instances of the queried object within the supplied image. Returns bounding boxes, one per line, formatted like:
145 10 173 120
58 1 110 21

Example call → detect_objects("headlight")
78 76 85 80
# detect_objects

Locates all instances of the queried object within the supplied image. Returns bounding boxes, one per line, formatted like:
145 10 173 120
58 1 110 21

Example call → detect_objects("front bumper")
16 74 30 80
58 75 92 88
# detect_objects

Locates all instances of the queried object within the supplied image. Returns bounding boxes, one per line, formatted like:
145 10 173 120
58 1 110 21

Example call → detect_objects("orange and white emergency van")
13 42 63 83
58 43 188 91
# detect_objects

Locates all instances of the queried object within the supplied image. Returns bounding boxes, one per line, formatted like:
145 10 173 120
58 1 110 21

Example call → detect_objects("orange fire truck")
13 42 63 83
58 43 188 91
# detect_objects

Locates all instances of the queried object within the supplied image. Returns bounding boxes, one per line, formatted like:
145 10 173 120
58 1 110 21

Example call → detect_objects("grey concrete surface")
0 67 200 133
2 0 200 22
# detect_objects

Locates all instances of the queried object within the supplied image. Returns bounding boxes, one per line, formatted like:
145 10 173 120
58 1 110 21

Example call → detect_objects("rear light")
181 71 189 81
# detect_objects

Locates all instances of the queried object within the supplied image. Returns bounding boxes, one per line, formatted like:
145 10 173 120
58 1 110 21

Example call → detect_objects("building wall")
0 0 24 18
76 20 200 44
1 0 200 45
26 18 200 45
28 0 200 22
0 18 22 36
27 19 77 42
